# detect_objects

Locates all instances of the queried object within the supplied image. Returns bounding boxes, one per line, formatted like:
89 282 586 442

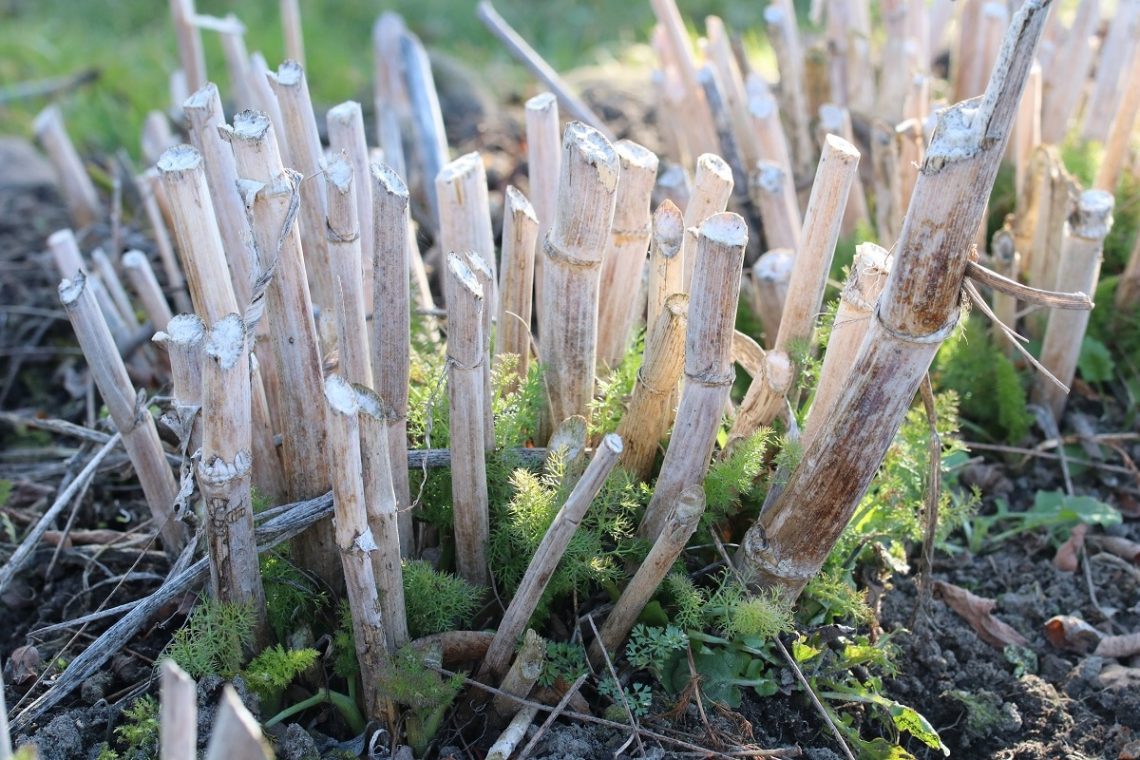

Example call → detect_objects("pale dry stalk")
749 162 802 252
617 293 689 480
34 106 102 228
496 186 539 385
464 251 497 451
246 53 287 144
370 164 414 546
60 273 185 552
989 225 1020 341
354 385 410 649
590 486 704 665
487 707 540 760
47 229 130 349
158 144 283 503
525 93 561 319
491 629 546 721
199 314 270 647
1093 44 1140 193
1032 190 1114 418
224 112 337 586
218 15 255 111
203 686 272 760
597 140 659 369
764 2 814 177
540 123 620 431
1026 147 1078 295
1118 229 1140 308
323 375 390 723
869 121 903 247
91 249 140 332
169 0 207 93
736 0 1052 598
1013 64 1042 199
327 102 375 307
746 75 796 185
153 314 205 458
802 243 891 448
325 154 372 388
706 16 758 168
280 0 304 64
137 170 191 313
897 119 925 209
184 84 255 307
481 434 624 679
654 164 691 211
122 251 174 331
699 66 750 200
1081 0 1140 141
681 153 734 291
400 30 450 223
750 249 795 345
818 104 870 234
446 253 490 585
1040 0 1098 144
267 61 334 312
640 213 748 541
952 0 985 101
160 661 196 760
648 0 720 155
646 200 685 337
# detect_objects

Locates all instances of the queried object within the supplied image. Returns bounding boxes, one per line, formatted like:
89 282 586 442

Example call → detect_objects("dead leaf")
1044 615 1103 653
1088 535 1140 564
933 580 1030 649
5 644 42 685
1053 523 1088 572
1096 663 1140 692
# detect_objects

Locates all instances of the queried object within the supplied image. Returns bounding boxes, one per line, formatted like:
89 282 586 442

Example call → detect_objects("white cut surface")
505 185 538 222
565 122 619 192
325 374 360 414
699 211 748 248
183 82 219 112
157 144 202 173
57 271 86 305
447 253 484 298
206 314 246 370
272 60 304 87
163 313 207 346
371 162 408 197
754 249 795 280
231 110 272 140
1073 190 1115 239
327 100 362 126
525 92 557 112
325 153 353 192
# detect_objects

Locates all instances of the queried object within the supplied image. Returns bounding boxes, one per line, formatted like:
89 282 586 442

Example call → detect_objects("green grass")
0 0 784 156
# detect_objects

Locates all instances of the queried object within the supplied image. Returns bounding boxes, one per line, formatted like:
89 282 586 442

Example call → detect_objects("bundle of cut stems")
736 0 1053 598
640 213 748 541
539 123 620 432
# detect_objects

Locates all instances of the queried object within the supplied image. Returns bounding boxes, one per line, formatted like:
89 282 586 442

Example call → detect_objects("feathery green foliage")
703 427 773 529
111 695 159 760
934 315 1032 443
539 641 588 687
244 645 320 704
402 560 483 639
377 645 465 756
487 451 649 623
161 598 252 679
260 551 329 642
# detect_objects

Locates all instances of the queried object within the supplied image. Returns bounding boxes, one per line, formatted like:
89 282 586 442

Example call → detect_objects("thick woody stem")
496 186 539 386
400 30 450 224
323 376 389 724
491 629 546 722
481 434 623 680
184 83 255 309
590 486 704 665
817 104 869 235
1026 147 1078 296
327 102 375 308
617 293 688 480
681 154 734 292
640 213 747 541
525 93 561 321
354 385 410 650
750 249 794 346
60 273 185 553
737 0 1052 599
1093 45 1140 193
464 251 497 451
1081 0 1140 141
325 154 373 388
597 140 659 369
199 314 270 648
34 105 102 228
646 200 685 338
1032 191 1114 418
370 163 413 550
446 253 490 585
169 0 207 93
267 61 334 312
540 123 620 432
159 661 196 760
749 163 802 253
802 243 892 448
153 314 205 459
122 251 174 332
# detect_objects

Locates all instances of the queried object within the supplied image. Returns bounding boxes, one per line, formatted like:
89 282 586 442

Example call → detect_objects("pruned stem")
446 253 490 585
525 92 561 320
203 686 272 760
60 273 185 553
325 153 372 388
496 186 539 386
159 661 196 760
491 629 546 721
199 314 269 647
646 199 685 338
641 213 748 541
540 123 620 432
681 154 734 292
617 293 688 480
122 250 174 331
327 101 375 308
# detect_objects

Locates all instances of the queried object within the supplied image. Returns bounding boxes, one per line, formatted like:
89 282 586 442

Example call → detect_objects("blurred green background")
0 0 781 157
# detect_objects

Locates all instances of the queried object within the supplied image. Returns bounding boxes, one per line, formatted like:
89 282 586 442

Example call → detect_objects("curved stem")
264 687 365 735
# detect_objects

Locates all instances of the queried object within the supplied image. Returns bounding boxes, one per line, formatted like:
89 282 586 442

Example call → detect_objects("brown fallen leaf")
933 580 1030 649
1088 535 1140 564
1053 523 1088 572
5 644 42 685
1044 615 1103 653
